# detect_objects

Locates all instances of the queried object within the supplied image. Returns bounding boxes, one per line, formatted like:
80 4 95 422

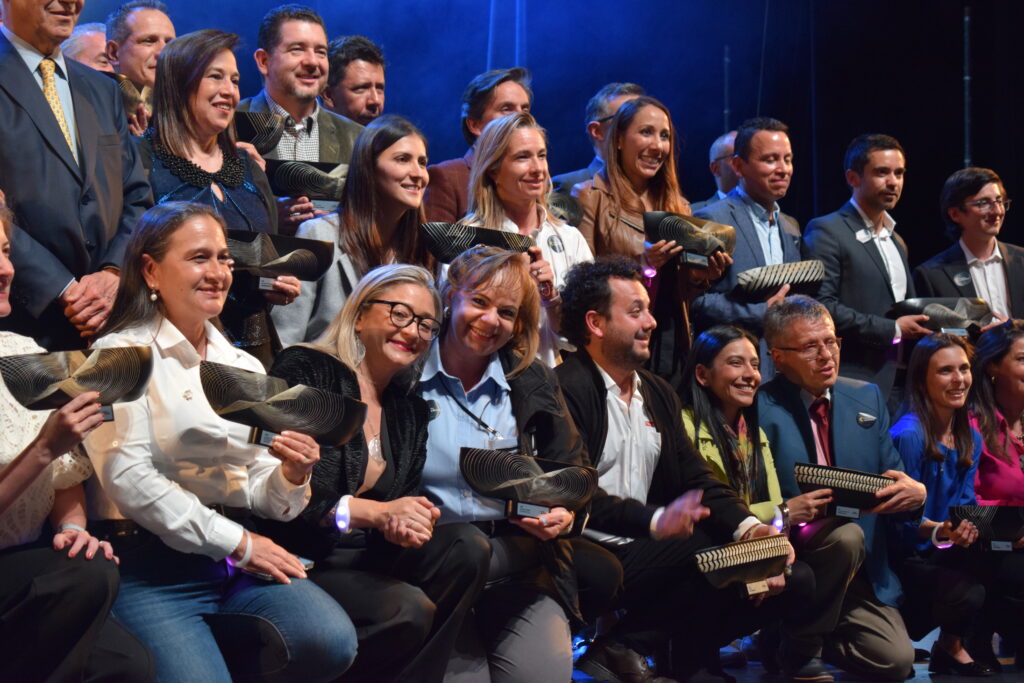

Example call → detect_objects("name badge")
258 277 278 291
835 505 860 519
745 580 769 596
991 541 1013 552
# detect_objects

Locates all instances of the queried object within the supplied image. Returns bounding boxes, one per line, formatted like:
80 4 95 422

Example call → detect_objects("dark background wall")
80 0 1022 266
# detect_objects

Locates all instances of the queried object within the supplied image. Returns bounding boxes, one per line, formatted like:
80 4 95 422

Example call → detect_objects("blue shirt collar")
735 185 780 223
1 24 68 77
420 340 511 393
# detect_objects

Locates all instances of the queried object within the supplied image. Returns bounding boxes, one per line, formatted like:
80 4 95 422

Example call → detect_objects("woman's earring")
149 288 158 302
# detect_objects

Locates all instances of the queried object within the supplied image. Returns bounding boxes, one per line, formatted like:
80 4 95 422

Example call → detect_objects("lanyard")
440 379 505 441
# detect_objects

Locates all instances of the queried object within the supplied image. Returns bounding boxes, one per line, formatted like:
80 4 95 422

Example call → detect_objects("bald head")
709 130 738 195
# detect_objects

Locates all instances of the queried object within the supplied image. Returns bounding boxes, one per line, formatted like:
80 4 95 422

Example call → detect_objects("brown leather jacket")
571 173 691 259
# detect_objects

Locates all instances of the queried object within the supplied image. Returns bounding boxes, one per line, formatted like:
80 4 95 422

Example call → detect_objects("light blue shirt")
736 185 783 265
1 25 78 161
418 343 518 523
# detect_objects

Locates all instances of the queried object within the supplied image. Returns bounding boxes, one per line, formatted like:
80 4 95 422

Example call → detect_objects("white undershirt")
960 239 1010 320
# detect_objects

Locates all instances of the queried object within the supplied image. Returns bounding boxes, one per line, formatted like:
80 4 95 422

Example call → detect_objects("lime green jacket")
682 409 783 524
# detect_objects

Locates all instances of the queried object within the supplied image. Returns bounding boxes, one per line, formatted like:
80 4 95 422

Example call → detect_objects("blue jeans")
111 532 357 683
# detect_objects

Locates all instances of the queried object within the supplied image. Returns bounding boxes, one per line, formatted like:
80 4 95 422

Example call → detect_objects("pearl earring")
149 288 158 302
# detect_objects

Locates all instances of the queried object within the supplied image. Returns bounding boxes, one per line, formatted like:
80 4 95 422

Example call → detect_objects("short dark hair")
844 133 905 176
105 0 170 44
560 257 642 349
327 35 384 89
460 67 532 145
939 166 1004 239
583 82 645 128
763 295 830 347
734 117 788 161
257 4 325 53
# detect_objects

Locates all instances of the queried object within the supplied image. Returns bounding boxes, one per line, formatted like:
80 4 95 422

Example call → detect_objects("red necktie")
809 397 832 466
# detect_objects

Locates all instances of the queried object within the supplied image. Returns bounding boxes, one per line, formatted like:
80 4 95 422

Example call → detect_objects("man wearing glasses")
803 134 927 404
690 130 739 212
914 167 1024 320
757 295 925 682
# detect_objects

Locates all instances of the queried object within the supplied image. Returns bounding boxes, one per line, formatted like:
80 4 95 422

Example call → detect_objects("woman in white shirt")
0 197 151 681
84 201 356 683
459 112 594 366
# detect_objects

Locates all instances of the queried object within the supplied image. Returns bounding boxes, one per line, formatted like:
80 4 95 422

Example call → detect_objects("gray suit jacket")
913 240 1024 319
689 191 725 213
237 91 363 165
0 33 152 350
802 201 914 394
551 156 602 194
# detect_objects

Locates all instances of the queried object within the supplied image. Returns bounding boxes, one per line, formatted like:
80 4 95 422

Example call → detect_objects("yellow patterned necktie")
38 57 75 155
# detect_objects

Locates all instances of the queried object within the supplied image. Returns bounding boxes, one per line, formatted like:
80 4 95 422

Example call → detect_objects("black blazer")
555 350 751 541
0 34 152 350
802 201 914 394
913 240 1024 319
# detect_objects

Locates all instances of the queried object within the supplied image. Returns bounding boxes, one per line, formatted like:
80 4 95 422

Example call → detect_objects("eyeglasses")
963 198 1012 213
775 338 842 360
593 113 615 124
366 299 441 341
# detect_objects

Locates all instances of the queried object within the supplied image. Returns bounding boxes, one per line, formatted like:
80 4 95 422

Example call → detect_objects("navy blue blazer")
757 374 908 607
0 34 151 350
692 189 801 376
802 201 914 395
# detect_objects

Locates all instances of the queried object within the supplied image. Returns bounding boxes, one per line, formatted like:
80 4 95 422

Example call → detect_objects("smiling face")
849 148 905 215
593 277 657 372
992 336 1024 405
447 277 522 360
0 227 13 318
326 59 384 125
466 80 531 139
142 215 233 333
734 129 793 207
375 133 428 214
949 181 1007 243
925 345 972 414
697 337 762 416
356 283 436 381
257 19 328 105
110 8 175 89
617 104 671 191
490 126 548 209
188 49 240 143
770 315 840 397
5 0 83 54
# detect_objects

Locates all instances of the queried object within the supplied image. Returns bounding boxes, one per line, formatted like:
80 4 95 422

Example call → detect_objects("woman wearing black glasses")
262 264 491 683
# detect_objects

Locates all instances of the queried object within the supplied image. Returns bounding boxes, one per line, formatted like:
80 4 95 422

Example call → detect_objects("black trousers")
898 547 986 640
601 531 814 669
0 542 153 683
310 522 490 683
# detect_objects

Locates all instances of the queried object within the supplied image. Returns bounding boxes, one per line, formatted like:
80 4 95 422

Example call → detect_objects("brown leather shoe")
576 638 677 683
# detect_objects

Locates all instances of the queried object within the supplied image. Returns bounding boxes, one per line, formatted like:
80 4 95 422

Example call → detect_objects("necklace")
145 130 244 189
365 424 384 464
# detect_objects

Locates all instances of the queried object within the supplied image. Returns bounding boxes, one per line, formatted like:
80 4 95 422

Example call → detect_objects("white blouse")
0 332 92 549
85 317 310 560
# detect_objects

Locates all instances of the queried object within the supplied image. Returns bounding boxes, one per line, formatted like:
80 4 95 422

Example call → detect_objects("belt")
92 519 148 540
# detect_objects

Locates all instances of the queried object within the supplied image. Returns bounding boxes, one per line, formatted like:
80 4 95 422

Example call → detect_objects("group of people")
1 2 1023 683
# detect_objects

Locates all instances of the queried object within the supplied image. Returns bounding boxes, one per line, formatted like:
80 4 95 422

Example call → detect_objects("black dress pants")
310 522 490 683
0 543 153 683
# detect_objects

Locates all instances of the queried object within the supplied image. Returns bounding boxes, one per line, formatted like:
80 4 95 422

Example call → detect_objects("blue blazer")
757 374 908 607
0 34 151 350
692 189 801 376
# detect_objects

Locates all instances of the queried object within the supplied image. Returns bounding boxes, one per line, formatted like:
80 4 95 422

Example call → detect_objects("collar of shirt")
716 189 729 201
799 386 833 412
1 24 69 77
735 185 780 224
498 208 551 239
595 361 642 405
265 90 318 133
959 238 1003 266
420 340 511 394
850 198 896 236
152 316 249 369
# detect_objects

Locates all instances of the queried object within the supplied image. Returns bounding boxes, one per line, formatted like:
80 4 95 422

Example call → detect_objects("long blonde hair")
440 246 539 378
461 112 561 230
601 95 688 215
308 264 441 373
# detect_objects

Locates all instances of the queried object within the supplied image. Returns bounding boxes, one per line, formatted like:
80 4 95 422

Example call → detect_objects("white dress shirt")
85 317 310 560
960 239 1010 320
0 333 92 548
851 199 907 341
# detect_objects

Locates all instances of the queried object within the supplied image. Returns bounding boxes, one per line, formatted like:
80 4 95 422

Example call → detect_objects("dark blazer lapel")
939 247 977 297
730 198 767 268
69 68 98 186
893 232 915 297
998 241 1024 315
840 202 893 297
0 36 80 177
318 109 339 162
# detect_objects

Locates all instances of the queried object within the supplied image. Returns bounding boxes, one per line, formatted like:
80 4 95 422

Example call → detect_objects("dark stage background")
80 0 1022 266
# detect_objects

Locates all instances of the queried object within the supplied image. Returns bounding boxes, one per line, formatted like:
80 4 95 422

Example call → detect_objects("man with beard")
238 4 362 228
802 135 927 401
557 257 794 683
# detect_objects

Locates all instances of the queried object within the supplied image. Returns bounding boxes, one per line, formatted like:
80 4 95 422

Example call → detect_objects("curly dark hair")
560 257 642 349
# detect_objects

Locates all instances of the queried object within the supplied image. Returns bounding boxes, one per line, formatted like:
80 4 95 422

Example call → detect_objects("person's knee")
443 524 492 581
54 553 119 615
388 584 435 647
829 522 866 565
